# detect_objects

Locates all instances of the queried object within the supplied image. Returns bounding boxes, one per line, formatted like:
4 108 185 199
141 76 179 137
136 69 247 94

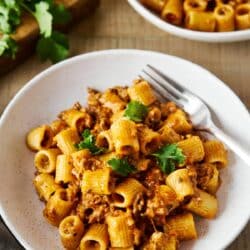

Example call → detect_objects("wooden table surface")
0 0 249 249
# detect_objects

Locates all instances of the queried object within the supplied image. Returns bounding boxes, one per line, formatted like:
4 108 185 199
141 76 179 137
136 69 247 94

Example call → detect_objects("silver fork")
140 64 250 164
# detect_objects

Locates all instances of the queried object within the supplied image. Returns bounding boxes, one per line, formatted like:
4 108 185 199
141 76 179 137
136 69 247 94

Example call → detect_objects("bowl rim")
127 0 250 42
0 49 250 250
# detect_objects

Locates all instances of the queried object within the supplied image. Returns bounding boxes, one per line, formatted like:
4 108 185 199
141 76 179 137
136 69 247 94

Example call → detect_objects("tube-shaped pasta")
184 188 218 219
236 4 250 29
81 168 111 195
143 232 177 250
33 173 60 202
54 128 80 155
216 0 236 7
197 163 220 194
96 130 114 152
106 212 134 248
236 0 250 4
158 124 181 144
50 119 68 136
80 224 109 250
111 118 139 155
166 169 194 201
60 109 92 132
59 215 84 249
137 125 161 154
185 11 216 31
183 0 207 13
214 4 235 31
140 0 166 12
55 155 74 184
164 109 192 134
26 125 53 151
71 149 91 170
98 152 117 162
100 89 126 113
43 188 75 226
161 0 183 25
111 110 125 123
206 164 220 194
164 213 197 240
112 178 145 208
128 80 156 106
158 185 179 207
34 149 61 173
204 140 227 168
177 136 205 163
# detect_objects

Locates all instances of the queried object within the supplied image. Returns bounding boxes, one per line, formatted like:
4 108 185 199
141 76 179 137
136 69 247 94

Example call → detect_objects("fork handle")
209 123 250 164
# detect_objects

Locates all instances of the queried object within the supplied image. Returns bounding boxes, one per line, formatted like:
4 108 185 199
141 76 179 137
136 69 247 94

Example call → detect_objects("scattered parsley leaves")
0 0 71 62
0 34 18 58
0 0 21 34
50 3 71 25
33 1 53 37
36 31 69 63
75 129 105 155
107 157 136 177
124 101 148 122
152 144 185 174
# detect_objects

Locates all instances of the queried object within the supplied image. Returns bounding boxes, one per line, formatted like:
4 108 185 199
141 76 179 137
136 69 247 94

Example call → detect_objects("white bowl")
0 49 250 250
128 0 250 42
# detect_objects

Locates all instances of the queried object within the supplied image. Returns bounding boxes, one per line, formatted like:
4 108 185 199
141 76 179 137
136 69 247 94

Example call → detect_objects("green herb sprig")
108 157 136 177
75 129 105 155
0 0 71 62
124 101 148 122
152 144 185 174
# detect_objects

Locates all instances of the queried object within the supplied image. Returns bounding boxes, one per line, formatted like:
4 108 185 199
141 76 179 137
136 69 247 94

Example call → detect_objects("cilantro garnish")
36 31 69 63
124 101 148 122
0 0 21 34
0 0 71 63
0 34 18 58
152 144 185 174
107 157 136 177
75 129 105 155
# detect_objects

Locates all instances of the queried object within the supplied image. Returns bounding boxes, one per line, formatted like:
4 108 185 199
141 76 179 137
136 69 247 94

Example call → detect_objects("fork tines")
140 64 187 107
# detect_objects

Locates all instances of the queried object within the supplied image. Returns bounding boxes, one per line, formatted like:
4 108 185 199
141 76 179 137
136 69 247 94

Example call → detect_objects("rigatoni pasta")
140 0 249 32
27 79 228 249
80 224 109 250
59 215 84 249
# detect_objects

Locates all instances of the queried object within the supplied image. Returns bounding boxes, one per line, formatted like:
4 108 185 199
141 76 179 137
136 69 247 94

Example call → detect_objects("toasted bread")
0 0 100 75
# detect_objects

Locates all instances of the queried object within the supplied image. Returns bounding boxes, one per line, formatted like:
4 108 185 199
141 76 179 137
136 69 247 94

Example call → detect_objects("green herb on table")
124 101 148 122
75 129 105 155
152 144 185 174
0 0 71 63
108 157 136 177
0 34 18 58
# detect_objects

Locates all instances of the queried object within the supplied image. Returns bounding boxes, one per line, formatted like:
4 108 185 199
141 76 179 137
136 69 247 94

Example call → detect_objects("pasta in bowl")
27 79 228 250
128 0 250 42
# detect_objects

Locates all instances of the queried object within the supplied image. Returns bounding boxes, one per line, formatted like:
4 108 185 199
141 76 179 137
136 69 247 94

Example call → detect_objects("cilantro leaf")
36 31 69 63
0 34 18 58
107 158 136 177
0 0 21 33
124 101 148 122
152 144 185 174
75 129 105 155
50 3 71 25
33 1 52 37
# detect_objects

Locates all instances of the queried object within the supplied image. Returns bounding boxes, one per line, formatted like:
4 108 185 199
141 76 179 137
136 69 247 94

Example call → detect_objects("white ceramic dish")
0 49 250 250
128 0 250 42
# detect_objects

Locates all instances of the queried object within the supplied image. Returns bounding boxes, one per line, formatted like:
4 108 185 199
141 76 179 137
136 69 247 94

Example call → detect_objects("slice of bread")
0 0 100 75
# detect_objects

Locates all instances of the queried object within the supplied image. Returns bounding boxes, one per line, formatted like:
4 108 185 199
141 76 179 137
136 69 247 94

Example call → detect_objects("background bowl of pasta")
0 49 250 250
128 0 250 42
